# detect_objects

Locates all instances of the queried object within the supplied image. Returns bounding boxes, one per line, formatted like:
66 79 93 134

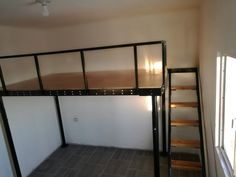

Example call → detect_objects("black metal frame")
167 69 172 177
152 95 160 177
54 96 67 147
161 42 167 155
0 41 167 177
195 69 206 177
0 41 166 96
167 67 206 177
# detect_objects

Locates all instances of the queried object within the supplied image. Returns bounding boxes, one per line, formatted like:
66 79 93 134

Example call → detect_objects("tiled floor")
28 144 200 177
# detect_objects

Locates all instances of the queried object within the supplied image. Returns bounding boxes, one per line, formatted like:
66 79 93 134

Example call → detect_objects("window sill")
216 147 234 177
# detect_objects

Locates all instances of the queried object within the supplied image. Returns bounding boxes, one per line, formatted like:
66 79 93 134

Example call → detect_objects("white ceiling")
0 0 200 28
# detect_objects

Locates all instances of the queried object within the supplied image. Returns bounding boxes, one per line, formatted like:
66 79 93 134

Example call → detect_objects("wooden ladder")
167 68 206 177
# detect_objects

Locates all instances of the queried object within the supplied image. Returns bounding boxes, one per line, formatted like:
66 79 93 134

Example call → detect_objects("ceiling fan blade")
25 0 50 6
25 0 38 6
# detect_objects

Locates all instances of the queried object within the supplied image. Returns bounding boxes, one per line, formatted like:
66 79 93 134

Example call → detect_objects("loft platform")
0 41 166 96
0 40 167 177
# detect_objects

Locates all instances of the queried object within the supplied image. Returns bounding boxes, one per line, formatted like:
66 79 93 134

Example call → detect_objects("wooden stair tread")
171 85 196 91
171 102 198 108
171 119 199 126
171 139 200 148
171 160 201 171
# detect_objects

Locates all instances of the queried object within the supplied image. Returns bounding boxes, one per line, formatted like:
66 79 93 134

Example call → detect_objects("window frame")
216 56 236 177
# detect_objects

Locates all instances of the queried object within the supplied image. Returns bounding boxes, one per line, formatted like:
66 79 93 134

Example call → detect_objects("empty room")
0 0 235 177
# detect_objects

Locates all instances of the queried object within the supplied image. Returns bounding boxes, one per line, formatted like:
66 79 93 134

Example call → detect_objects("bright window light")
223 56 236 166
217 55 236 173
145 60 162 74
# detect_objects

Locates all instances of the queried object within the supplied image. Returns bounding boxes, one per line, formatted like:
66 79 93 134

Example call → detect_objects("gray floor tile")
28 144 201 177
103 159 130 176
126 169 154 177
88 147 115 165
134 150 153 158
73 145 97 156
63 156 81 169
49 148 72 161
28 172 55 177
54 168 78 177
34 158 60 175
76 163 105 177
112 149 135 161
129 156 154 172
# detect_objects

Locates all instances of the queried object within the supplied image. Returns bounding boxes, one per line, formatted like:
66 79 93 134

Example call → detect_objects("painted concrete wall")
59 96 157 150
42 8 199 69
3 97 61 177
199 0 236 176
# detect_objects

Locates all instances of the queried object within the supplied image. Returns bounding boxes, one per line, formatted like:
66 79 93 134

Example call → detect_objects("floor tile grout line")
97 147 118 177
29 145 171 177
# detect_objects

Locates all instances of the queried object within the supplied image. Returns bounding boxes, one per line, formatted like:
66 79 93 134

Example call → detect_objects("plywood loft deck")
4 70 162 91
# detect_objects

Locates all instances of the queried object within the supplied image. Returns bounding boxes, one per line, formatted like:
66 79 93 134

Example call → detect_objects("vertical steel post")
34 55 44 91
152 95 160 177
0 65 7 92
195 69 206 177
133 46 139 89
54 96 67 147
0 97 22 177
168 70 172 177
161 41 167 155
80 51 88 90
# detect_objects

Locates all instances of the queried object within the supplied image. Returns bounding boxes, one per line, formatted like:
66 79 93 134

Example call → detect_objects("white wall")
199 0 236 177
41 8 200 69
60 96 157 150
0 8 199 68
3 97 61 177
0 26 47 56
0 118 14 177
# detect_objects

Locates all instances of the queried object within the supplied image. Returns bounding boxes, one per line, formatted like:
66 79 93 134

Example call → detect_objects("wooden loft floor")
4 70 162 91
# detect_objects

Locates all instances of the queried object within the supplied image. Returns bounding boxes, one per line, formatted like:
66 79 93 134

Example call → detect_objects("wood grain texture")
171 102 198 108
171 160 201 171
171 140 200 149
171 85 196 91
171 119 199 127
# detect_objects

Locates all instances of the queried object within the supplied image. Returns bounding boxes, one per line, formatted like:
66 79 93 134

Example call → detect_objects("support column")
152 95 160 177
54 96 67 147
161 41 167 155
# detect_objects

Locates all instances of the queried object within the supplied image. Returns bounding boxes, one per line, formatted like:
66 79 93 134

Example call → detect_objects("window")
217 56 236 176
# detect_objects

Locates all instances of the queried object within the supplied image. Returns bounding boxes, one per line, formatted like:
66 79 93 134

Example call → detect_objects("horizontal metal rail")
168 67 197 73
0 87 164 96
0 41 164 59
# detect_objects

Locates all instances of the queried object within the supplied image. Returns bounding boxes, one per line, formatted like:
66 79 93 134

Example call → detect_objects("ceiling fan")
28 0 51 17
